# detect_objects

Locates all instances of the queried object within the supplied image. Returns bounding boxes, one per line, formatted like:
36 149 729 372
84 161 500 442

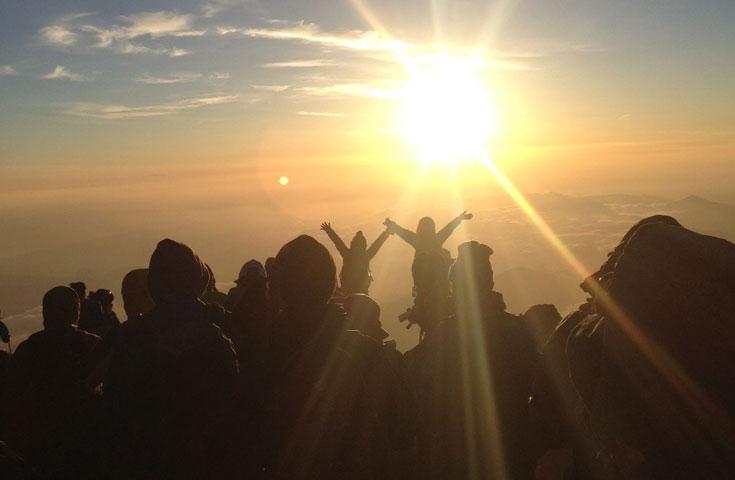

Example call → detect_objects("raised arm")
321 222 349 257
384 218 417 248
367 228 392 259
436 211 473 245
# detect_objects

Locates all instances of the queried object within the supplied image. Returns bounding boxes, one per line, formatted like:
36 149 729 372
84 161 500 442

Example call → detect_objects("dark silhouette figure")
343 294 389 342
384 211 473 256
77 289 120 340
69 281 87 302
226 259 270 366
566 219 735 479
121 268 154 320
227 260 267 311
411 241 535 480
262 235 415 480
3 286 102 479
202 264 229 308
320 223 392 295
104 239 238 479
399 249 453 339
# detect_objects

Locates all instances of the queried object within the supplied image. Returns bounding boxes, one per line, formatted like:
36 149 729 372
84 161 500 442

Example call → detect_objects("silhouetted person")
104 239 238 479
224 259 270 370
202 263 229 308
262 235 415 480
384 211 473 256
70 281 87 302
343 294 389 342
227 259 266 311
566 219 735 479
413 241 535 480
121 268 154 320
77 289 120 340
3 286 102 479
399 249 453 340
320 223 392 295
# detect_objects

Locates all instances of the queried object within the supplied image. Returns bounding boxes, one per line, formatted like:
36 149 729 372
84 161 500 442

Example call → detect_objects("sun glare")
399 55 498 167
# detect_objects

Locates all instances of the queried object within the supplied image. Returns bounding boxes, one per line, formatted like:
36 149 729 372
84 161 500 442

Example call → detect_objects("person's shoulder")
70 327 102 347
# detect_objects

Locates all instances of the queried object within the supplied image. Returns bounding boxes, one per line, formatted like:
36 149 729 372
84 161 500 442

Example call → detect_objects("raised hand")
320 222 332 232
460 211 473 220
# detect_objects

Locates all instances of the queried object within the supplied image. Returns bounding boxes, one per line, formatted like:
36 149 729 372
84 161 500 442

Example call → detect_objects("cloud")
0 65 19 76
209 72 230 80
39 11 203 57
298 82 401 100
220 20 405 53
261 59 335 68
135 72 202 84
40 25 78 46
64 94 239 119
250 84 289 92
296 111 347 117
41 65 87 81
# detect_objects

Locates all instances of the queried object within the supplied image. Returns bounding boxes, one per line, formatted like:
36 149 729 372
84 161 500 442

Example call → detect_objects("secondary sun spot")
279 175 289 186
398 55 499 167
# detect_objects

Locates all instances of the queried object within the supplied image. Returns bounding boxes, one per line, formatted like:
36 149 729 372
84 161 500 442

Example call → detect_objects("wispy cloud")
221 20 405 53
0 65 19 76
250 84 289 92
296 111 347 117
298 82 401 100
209 72 230 80
40 25 78 46
42 65 87 81
64 94 240 119
40 11 203 57
261 59 335 68
135 72 202 84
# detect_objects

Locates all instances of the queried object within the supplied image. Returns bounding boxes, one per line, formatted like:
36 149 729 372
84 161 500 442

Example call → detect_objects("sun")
398 55 499 166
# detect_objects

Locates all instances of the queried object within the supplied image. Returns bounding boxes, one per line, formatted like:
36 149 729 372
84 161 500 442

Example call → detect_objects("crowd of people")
0 212 734 480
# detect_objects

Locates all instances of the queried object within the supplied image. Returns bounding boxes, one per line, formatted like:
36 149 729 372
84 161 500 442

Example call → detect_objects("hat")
148 238 210 303
344 294 389 341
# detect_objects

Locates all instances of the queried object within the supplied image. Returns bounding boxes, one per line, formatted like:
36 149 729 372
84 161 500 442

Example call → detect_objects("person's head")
121 268 154 318
273 235 336 310
350 231 367 251
69 282 86 300
582 215 682 296
264 257 276 279
344 294 388 342
43 286 80 330
148 238 210 304
450 241 495 295
93 289 115 313
416 216 436 238
235 259 267 286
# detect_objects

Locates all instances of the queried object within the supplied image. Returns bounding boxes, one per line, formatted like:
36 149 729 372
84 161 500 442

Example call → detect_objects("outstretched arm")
384 218 417 248
436 211 473 245
321 222 349 257
367 228 392 259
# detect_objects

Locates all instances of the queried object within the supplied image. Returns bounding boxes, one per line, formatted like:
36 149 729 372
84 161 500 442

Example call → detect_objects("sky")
1 0 733 198
0 0 734 348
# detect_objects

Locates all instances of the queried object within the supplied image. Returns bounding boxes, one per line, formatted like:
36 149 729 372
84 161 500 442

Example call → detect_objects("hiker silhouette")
321 222 392 295
384 211 473 255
